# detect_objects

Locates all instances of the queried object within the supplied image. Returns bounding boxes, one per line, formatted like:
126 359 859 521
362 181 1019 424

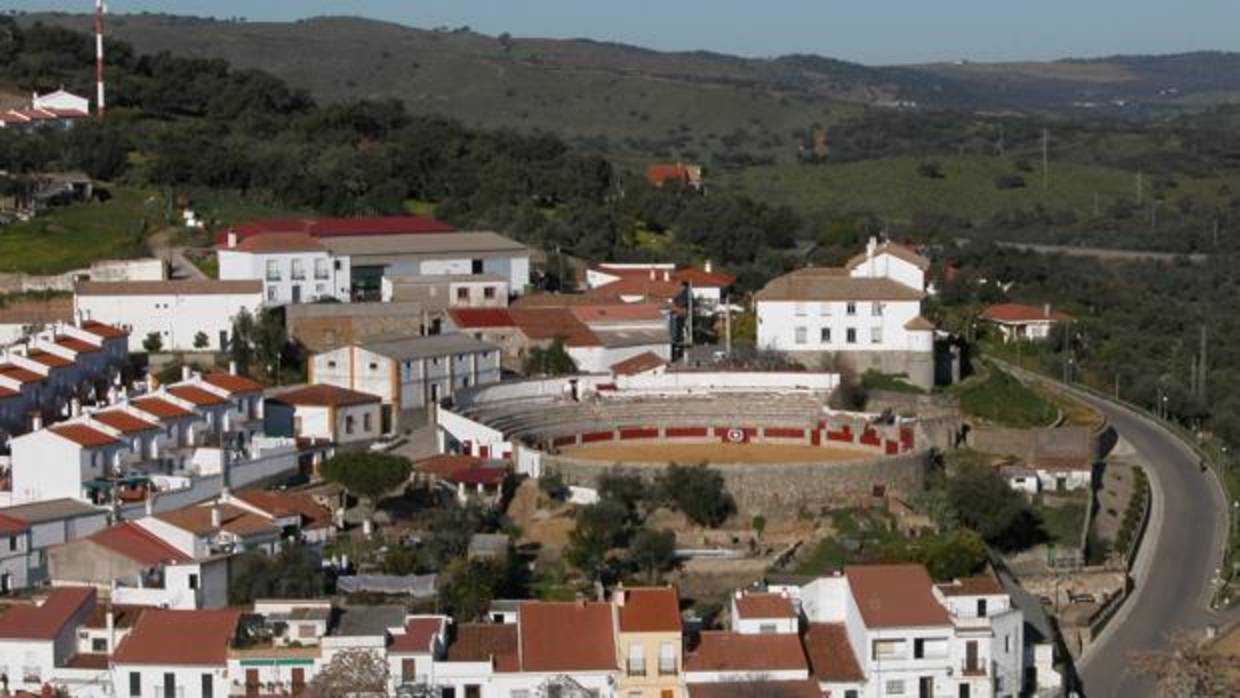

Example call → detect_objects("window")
977 599 988 617
873 639 902 659
846 328 857 344
363 413 372 432
794 327 808 345
846 302 857 316
202 673 213 698
471 259 485 274
266 285 278 303
401 659 417 682
298 623 317 639
315 258 329 280
315 283 326 296
327 360 337 369
914 638 925 659
345 415 355 435
627 643 645 676
484 286 496 300
456 287 470 301
1004 634 1011 653
291 259 306 280
820 327 831 344
368 362 379 371
845 692 859 698
885 679 906 695
759 623 778 634
795 302 808 317
188 573 198 590
92 637 107 652
162 673 175 698
659 641 676 675
265 260 281 281
465 686 481 698
129 671 140 697
7 536 15 551
872 326 884 344
872 301 884 316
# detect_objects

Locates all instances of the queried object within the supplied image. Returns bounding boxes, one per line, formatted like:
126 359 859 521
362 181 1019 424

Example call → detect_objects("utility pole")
723 294 732 356
1042 128 1050 191
1200 324 1208 402
1093 192 1100 217
684 283 694 364
1136 171 1144 205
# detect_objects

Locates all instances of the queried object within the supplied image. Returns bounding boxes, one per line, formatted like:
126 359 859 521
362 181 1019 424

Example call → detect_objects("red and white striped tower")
94 0 105 117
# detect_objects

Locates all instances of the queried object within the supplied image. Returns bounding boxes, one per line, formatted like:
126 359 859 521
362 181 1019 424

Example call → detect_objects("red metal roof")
215 216 454 245
981 303 1071 323
0 587 95 640
88 522 191 566
112 609 241 665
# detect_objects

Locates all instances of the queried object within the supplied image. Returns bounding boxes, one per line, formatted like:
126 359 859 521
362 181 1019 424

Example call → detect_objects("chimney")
227 230 237 248
649 269 656 281
615 583 627 607
210 506 222 529
228 360 238 376
70 397 81 417
1043 303 1051 318
866 236 878 259
144 494 153 517
181 365 192 382
30 411 43 431
704 260 713 273
106 608 116 653
663 270 670 282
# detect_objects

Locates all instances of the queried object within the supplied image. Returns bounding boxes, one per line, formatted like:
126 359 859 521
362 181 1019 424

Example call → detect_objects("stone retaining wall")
544 450 928 518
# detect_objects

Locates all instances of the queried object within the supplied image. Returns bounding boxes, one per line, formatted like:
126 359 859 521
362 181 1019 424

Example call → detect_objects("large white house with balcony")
756 238 937 389
217 231 353 305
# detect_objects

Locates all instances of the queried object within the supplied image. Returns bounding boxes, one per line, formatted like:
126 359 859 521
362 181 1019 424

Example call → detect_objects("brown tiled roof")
845 242 931 271
519 601 616 672
87 522 190 566
674 266 736 288
618 587 681 633
512 293 625 308
91 410 160 434
845 565 951 628
154 504 278 538
112 609 240 665
390 617 446 654
168 384 229 407
54 335 100 353
81 320 129 339
688 681 821 698
0 587 95 640
49 424 120 448
274 384 380 407
937 575 1005 597
0 296 72 325
415 454 485 480
446 624 520 672
904 316 936 331
0 387 18 400
507 307 600 347
591 275 685 301
0 513 27 534
75 280 263 296
232 489 332 529
755 271 925 302
610 351 667 376
0 365 43 384
803 622 864 683
570 303 666 323
685 631 808 673
981 303 1072 323
131 396 196 421
225 232 325 253
202 372 265 395
65 652 110 670
734 592 797 620
25 350 72 368
82 604 148 630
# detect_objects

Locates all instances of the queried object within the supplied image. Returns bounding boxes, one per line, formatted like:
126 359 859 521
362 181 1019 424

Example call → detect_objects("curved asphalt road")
1012 371 1230 697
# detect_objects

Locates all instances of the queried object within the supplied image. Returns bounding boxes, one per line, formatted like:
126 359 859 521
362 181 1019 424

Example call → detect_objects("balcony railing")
961 662 987 677
626 659 646 677
658 659 677 676
266 272 282 281
22 667 40 684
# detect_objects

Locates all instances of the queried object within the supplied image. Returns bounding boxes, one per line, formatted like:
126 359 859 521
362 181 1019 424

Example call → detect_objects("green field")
1034 496 1089 547
0 187 160 275
954 366 1059 428
717 155 1151 222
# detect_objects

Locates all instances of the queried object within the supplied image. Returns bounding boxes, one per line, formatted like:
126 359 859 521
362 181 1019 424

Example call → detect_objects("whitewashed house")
756 238 936 389
110 608 240 698
0 587 102 695
267 384 383 445
730 590 799 635
587 262 735 308
74 280 264 352
217 231 352 305
981 304 1071 343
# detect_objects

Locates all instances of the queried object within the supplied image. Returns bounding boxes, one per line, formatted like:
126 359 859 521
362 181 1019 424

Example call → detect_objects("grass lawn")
862 370 925 394
1036 385 1105 428
0 186 159 275
188 188 310 230
1034 496 1089 547
954 366 1058 428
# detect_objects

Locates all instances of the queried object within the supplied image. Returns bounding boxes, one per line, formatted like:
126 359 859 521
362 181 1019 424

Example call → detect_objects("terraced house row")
0 563 1055 697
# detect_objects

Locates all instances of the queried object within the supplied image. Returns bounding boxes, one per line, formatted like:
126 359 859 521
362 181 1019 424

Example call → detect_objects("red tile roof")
168 385 229 407
231 489 333 530
91 410 160 434
981 303 1071 323
446 624 520 672
389 617 446 654
415 454 485 480
937 576 1005 597
203 372 265 395
734 592 797 620
804 622 864 683
131 396 196 421
112 609 241 665
154 504 277 538
507 308 599 347
448 308 516 329
274 384 380 407
513 293 626 308
449 467 509 487
0 387 18 400
25 350 72 368
54 335 100 353
846 565 951 628
688 681 821 698
673 266 736 288
49 424 120 448
845 241 931 271
224 232 325 253
610 351 668 377
618 587 681 633
216 216 454 246
65 652 110 670
88 522 190 566
570 303 666 324
646 164 701 188
81 320 129 339
0 513 28 534
0 587 95 640
591 275 685 301
519 601 616 672
685 631 808 673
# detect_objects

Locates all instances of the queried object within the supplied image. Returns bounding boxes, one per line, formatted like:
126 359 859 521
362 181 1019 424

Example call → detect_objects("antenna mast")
95 0 106 118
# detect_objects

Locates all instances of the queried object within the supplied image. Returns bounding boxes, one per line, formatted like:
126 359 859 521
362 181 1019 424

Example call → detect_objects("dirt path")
147 226 207 280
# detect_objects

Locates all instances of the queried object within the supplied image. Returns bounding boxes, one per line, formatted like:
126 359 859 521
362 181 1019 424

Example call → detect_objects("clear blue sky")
10 1 1240 65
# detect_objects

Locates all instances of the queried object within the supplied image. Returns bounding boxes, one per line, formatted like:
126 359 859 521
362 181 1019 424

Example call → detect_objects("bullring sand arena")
557 441 870 465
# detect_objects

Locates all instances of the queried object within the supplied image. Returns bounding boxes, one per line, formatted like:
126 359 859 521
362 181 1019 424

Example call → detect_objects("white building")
730 591 799 635
217 231 353 305
0 498 109 590
267 384 383 445
756 238 936 389
310 334 501 431
110 608 240 698
32 89 91 114
322 231 531 297
0 586 103 695
980 304 1071 343
381 273 510 308
587 262 735 308
74 280 265 352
